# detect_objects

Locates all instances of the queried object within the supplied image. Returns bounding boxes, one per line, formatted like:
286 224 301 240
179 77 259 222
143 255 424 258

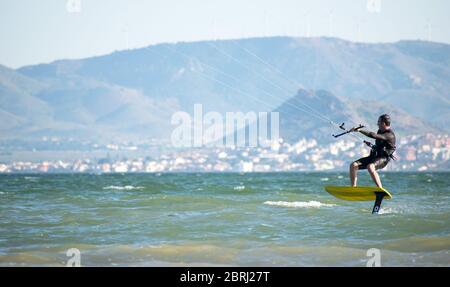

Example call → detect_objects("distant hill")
0 65 52 134
0 36 448 143
0 65 179 142
275 89 440 143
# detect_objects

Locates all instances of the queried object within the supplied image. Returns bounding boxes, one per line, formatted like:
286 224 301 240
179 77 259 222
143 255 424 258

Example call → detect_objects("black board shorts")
353 156 390 170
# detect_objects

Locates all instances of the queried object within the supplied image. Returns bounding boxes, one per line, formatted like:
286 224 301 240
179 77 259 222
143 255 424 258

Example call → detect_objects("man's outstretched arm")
358 129 391 141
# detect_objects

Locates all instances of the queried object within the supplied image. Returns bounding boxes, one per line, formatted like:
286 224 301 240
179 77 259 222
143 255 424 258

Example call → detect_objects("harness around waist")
371 145 396 159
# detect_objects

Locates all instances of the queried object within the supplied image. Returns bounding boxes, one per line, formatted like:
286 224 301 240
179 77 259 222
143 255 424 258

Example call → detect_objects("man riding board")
349 114 396 188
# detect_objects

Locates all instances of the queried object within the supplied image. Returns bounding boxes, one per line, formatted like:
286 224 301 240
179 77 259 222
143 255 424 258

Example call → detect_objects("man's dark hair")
379 114 391 126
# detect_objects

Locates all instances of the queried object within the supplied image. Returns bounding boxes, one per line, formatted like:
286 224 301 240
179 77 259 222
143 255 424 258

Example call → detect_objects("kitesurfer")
349 114 396 188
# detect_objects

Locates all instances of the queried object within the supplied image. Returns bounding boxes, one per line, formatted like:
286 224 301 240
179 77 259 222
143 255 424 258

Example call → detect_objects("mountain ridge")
1 36 448 143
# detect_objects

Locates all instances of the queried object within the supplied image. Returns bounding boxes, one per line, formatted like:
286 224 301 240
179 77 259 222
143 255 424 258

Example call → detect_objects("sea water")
0 172 448 266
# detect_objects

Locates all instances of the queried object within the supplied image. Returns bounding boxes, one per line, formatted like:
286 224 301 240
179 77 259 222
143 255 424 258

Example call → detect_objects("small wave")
103 185 145 190
320 177 329 181
233 185 245 191
0 191 5 195
378 207 403 215
264 201 336 208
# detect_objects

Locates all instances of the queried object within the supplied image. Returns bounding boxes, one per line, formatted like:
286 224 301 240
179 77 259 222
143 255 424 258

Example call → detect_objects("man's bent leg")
350 162 359 187
367 163 382 188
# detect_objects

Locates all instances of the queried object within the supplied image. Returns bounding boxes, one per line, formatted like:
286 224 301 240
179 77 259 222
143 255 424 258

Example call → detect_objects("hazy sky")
1 0 449 68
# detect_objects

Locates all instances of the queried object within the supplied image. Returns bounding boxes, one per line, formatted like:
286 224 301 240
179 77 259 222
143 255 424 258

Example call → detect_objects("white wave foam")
103 185 145 190
320 177 329 181
378 207 403 215
233 185 245 191
264 200 336 208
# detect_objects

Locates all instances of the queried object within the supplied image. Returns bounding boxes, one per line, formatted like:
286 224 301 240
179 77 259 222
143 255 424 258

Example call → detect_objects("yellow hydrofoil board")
324 186 393 201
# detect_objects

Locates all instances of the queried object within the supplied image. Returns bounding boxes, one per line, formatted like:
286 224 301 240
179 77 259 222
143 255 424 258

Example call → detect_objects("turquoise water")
0 172 449 266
